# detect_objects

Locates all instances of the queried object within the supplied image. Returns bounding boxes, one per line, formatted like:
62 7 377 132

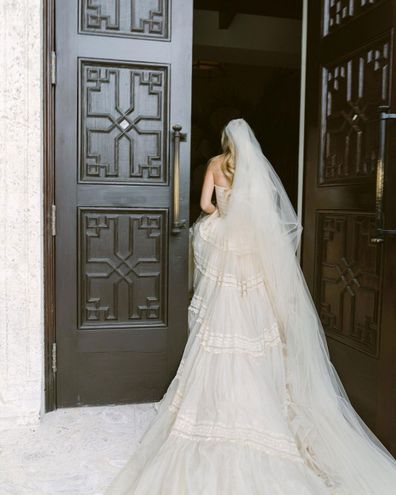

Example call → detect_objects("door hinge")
51 204 56 236
51 51 56 85
51 342 57 374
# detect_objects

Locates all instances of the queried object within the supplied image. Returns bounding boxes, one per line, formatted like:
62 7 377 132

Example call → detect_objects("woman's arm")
200 161 217 214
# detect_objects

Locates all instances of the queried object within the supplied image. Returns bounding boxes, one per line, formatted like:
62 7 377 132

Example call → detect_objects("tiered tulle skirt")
104 210 339 494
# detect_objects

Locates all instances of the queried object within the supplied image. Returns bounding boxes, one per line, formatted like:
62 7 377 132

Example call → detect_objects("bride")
105 119 396 494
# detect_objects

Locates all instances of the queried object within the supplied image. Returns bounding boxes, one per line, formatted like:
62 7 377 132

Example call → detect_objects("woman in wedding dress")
105 119 396 494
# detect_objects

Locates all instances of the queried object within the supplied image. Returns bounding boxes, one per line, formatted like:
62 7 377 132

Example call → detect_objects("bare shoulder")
207 154 224 171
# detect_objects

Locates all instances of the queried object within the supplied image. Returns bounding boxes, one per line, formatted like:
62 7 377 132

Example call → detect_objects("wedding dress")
104 119 396 494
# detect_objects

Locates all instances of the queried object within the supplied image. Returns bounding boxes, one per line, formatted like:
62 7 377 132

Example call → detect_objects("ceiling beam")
194 0 302 20
219 0 238 29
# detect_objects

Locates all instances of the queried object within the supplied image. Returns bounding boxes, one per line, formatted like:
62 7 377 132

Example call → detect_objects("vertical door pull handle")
371 106 396 243
171 124 187 235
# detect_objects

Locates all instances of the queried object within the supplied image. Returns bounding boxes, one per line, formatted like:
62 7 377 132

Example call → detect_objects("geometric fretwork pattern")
323 0 384 36
80 0 170 40
316 212 382 356
79 208 167 328
321 37 390 184
79 60 169 184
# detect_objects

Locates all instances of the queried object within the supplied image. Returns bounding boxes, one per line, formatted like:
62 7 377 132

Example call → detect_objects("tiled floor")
0 403 157 495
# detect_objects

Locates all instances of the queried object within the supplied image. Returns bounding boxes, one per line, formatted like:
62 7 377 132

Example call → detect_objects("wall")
193 10 301 68
0 0 43 428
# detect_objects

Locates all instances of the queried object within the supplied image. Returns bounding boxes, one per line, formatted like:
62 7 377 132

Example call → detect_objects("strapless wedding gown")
104 185 339 494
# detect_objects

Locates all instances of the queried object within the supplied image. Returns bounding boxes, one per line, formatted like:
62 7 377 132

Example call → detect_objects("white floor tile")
0 403 157 495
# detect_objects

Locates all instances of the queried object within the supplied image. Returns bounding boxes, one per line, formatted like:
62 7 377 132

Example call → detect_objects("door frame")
297 0 308 261
42 0 310 412
44 0 57 412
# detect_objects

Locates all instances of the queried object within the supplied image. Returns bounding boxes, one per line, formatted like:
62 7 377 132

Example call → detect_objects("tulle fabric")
104 190 335 494
221 119 396 494
105 119 396 494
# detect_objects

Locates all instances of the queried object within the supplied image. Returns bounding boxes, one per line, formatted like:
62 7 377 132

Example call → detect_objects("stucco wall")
0 0 43 428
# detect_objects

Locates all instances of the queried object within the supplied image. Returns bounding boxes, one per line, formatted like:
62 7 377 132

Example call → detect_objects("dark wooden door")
55 0 193 407
303 0 396 454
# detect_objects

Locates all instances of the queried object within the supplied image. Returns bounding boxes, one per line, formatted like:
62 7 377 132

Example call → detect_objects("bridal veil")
222 118 396 492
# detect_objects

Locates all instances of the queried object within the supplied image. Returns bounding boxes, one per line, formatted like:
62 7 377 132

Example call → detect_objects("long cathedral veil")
223 118 396 492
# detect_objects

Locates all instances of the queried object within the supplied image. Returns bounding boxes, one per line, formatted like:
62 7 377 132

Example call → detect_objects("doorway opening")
43 0 306 412
190 2 304 223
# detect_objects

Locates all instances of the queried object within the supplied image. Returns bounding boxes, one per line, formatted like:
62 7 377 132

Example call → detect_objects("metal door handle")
370 106 396 243
171 124 187 235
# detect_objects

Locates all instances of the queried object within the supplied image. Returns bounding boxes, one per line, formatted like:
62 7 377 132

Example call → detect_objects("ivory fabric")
105 186 335 494
104 119 396 494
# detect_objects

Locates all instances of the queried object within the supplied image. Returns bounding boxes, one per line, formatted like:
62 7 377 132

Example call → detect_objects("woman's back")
210 154 232 189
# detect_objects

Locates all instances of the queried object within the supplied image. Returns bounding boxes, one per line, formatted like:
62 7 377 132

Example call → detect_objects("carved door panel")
55 0 193 406
303 0 396 453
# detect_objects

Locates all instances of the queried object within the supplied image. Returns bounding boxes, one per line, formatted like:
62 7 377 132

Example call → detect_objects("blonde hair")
220 127 236 185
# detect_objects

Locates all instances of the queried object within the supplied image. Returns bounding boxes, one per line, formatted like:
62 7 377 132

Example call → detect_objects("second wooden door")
303 0 396 454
